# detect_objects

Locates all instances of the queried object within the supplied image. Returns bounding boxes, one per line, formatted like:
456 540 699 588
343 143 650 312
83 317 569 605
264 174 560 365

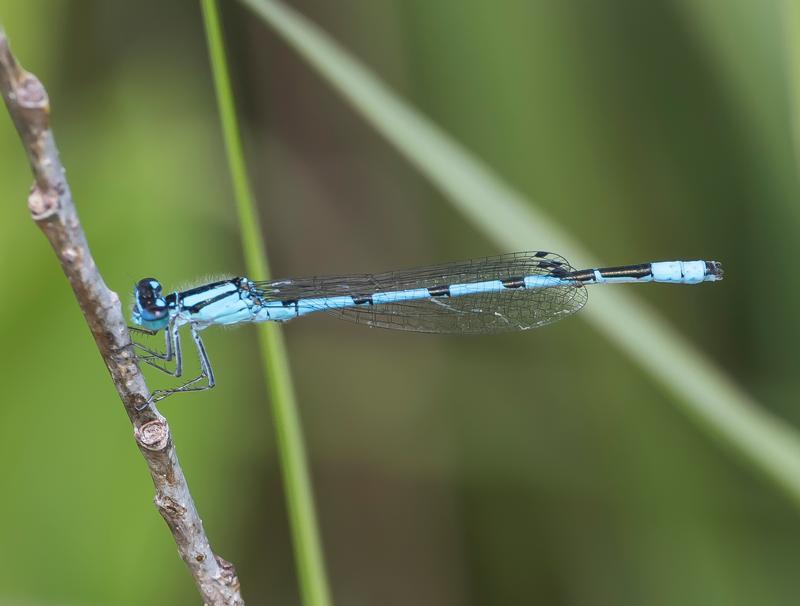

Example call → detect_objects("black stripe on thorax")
178 279 236 300
178 278 249 314
183 288 240 314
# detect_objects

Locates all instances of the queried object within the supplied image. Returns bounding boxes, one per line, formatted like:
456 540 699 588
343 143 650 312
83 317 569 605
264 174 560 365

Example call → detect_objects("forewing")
254 251 587 334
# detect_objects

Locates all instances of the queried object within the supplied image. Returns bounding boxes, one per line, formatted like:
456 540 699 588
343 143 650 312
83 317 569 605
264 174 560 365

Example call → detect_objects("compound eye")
134 277 168 321
136 278 162 298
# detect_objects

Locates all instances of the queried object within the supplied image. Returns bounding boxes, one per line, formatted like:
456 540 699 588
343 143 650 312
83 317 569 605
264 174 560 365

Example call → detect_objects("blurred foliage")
1 1 799 605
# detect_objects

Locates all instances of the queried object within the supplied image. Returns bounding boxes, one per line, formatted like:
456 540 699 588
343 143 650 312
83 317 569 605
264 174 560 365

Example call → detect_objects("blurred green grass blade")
200 2 333 606
784 0 800 171
239 0 800 506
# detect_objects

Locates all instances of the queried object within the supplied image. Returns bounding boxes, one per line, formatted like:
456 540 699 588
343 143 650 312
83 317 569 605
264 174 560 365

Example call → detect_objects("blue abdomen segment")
650 261 710 284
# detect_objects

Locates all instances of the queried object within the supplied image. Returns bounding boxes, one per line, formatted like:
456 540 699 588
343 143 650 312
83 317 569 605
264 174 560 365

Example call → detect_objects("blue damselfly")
130 251 723 405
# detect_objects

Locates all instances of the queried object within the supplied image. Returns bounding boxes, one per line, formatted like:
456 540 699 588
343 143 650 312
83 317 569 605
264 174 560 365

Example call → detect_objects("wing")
254 251 587 334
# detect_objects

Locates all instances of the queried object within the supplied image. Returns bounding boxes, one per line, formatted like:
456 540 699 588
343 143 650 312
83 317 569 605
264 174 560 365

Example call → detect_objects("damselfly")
130 251 723 405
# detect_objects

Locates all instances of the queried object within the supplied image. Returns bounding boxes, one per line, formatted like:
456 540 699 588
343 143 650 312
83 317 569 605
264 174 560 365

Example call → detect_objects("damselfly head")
132 277 170 329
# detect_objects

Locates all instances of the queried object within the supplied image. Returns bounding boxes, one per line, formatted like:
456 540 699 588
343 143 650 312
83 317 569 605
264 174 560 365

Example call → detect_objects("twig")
0 29 244 606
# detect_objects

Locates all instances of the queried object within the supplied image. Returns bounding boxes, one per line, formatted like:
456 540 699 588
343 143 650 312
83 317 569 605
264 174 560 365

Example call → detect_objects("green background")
1 1 799 604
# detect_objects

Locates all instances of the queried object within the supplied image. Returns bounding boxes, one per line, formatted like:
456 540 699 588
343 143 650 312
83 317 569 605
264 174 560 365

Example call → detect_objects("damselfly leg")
142 324 215 409
129 318 182 378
